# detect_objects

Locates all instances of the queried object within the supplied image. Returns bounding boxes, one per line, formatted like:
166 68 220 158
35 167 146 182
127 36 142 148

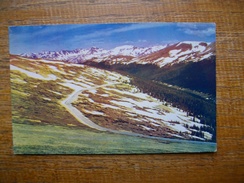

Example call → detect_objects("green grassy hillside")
13 123 216 154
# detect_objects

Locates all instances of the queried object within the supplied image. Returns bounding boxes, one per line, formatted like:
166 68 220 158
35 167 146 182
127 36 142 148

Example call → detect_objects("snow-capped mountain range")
20 41 215 68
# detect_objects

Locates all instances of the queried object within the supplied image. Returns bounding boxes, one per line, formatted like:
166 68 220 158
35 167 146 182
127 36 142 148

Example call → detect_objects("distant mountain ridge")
20 41 216 96
21 44 166 64
20 41 215 68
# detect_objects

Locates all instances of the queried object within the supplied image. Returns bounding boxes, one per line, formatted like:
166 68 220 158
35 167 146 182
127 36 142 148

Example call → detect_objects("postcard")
9 23 216 154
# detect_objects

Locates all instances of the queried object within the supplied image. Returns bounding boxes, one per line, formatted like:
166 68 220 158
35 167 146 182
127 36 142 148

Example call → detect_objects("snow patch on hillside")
11 65 57 81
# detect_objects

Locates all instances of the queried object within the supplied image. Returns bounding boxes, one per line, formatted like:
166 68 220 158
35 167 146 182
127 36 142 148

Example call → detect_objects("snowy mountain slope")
135 41 215 67
20 41 215 67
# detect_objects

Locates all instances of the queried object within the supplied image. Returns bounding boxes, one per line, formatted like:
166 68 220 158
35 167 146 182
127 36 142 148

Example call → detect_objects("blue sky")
9 22 216 54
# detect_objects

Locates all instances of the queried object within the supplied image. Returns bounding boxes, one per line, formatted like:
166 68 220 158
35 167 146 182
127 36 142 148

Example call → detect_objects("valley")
10 41 216 154
11 54 215 142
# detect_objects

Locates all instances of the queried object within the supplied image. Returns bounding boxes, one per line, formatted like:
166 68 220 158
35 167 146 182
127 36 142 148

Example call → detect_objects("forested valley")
85 58 216 142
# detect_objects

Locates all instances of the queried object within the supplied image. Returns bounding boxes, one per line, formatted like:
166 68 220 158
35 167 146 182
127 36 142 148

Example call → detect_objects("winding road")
60 82 205 143
61 83 115 132
60 82 166 140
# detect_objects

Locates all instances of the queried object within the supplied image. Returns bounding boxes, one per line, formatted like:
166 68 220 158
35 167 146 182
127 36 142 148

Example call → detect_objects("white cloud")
177 23 215 37
73 23 167 42
183 27 215 36
110 23 167 33
138 39 147 43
